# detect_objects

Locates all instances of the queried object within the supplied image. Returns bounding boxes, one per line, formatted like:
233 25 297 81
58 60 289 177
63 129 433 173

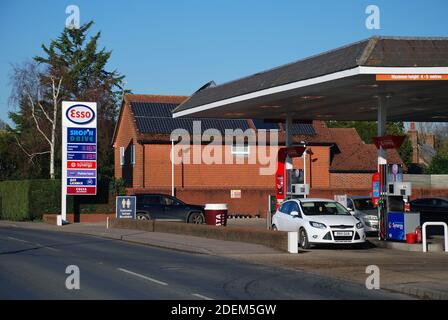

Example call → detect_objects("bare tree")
10 62 62 179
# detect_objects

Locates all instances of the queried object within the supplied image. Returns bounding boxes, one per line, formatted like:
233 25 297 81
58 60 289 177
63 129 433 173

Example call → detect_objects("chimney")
407 122 419 164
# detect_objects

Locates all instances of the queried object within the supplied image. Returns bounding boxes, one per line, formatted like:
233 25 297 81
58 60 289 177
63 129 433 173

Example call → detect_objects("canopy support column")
285 117 293 195
285 116 293 147
377 96 388 168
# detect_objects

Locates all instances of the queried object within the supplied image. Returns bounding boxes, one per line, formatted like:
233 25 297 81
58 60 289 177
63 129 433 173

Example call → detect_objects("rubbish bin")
205 204 228 226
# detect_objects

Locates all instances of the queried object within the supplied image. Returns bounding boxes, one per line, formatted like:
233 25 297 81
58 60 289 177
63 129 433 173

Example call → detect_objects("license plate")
334 231 352 237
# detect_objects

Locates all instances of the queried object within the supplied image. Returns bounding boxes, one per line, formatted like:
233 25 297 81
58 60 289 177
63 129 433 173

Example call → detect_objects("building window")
130 144 136 166
119 147 125 166
231 144 250 157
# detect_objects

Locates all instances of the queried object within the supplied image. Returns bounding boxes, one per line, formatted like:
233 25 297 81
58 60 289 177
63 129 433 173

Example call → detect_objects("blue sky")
0 0 447 125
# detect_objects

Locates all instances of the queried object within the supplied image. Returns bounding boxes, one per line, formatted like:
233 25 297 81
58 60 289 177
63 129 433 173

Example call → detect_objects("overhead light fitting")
300 96 325 101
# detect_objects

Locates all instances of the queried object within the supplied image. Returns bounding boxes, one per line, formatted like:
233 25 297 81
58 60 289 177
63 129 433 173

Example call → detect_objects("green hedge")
0 179 113 221
0 180 31 221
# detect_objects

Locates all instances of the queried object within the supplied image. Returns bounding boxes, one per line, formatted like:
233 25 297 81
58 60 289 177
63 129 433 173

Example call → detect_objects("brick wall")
330 173 372 189
144 144 331 189
292 146 330 188
129 186 274 217
113 102 144 188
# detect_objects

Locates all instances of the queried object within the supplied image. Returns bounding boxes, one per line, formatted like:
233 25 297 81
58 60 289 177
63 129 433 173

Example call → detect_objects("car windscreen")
301 201 351 216
353 198 375 210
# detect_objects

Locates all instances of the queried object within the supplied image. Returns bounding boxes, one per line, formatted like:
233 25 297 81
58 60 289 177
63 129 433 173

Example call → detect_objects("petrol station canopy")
172 36 448 122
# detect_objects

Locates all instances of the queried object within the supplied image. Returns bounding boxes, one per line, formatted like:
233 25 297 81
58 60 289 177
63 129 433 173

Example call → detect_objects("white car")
272 198 366 249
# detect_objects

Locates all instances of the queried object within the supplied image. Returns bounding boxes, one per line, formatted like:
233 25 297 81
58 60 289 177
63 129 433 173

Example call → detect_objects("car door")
285 201 303 231
431 199 448 223
161 195 185 221
276 202 291 231
411 198 431 219
140 195 164 219
278 201 302 232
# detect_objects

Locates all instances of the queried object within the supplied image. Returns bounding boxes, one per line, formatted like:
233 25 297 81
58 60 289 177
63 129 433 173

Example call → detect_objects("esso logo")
66 105 95 125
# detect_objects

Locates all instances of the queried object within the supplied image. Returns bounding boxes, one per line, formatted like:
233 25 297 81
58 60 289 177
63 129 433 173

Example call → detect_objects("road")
0 226 411 300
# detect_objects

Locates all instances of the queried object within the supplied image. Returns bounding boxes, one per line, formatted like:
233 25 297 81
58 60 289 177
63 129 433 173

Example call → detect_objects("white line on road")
7 236 29 243
35 243 60 252
117 268 168 286
192 293 214 300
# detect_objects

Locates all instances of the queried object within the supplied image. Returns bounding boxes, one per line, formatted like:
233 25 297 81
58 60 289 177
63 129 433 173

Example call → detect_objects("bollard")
57 215 62 226
106 217 109 229
288 232 299 254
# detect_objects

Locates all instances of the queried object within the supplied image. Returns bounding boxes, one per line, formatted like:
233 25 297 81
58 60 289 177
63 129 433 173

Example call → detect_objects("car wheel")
299 228 310 249
137 214 149 220
188 212 205 224
272 224 278 231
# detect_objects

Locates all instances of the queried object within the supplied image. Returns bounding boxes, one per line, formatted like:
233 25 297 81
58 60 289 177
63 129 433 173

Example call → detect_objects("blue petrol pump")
377 164 420 241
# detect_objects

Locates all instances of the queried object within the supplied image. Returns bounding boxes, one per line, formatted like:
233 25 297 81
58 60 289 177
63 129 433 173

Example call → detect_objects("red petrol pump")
275 146 308 208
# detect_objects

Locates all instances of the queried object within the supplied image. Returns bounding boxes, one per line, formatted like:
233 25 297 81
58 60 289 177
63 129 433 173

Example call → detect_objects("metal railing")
422 222 448 253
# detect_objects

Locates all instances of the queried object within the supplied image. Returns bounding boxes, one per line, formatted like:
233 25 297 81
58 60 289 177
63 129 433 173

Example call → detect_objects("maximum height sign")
61 101 97 224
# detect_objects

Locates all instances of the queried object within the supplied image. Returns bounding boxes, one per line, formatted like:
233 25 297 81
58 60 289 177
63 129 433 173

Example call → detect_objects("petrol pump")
275 146 309 208
376 163 420 241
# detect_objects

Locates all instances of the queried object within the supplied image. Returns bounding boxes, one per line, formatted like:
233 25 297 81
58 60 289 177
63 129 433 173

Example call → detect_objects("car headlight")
356 222 364 229
364 215 378 221
309 221 326 229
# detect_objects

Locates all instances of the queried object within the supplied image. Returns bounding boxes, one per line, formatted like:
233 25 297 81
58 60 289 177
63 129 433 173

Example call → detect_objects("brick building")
407 122 436 169
113 94 403 217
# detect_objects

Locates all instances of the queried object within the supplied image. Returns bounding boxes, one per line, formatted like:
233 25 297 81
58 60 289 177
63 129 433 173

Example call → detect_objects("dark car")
135 193 205 224
410 197 448 234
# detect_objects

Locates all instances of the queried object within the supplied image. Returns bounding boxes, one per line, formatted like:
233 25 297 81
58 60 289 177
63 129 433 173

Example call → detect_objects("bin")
406 233 416 244
205 204 228 226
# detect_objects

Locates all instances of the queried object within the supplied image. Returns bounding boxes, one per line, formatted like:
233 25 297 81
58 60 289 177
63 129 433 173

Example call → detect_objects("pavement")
0 222 410 300
1 220 448 300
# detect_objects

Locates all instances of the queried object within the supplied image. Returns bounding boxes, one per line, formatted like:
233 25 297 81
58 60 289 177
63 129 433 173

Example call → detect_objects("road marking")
117 268 168 286
33 242 61 252
7 236 29 243
192 293 214 300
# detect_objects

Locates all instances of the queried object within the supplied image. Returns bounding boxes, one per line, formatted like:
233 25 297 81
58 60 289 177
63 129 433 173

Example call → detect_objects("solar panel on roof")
131 102 314 136
291 123 316 136
252 119 280 130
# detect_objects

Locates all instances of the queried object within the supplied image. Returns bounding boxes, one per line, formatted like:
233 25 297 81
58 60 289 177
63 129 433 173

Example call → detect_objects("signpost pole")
377 95 388 169
61 124 67 224
171 139 174 197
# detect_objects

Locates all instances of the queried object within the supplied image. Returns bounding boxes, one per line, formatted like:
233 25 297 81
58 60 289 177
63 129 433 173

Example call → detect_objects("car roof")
412 197 448 201
288 198 337 203
134 193 173 197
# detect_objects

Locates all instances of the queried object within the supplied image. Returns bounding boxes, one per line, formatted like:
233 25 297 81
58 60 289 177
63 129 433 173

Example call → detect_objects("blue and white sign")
67 152 97 161
67 128 96 144
67 169 96 177
67 144 97 152
116 196 137 219
67 178 96 186
387 212 405 241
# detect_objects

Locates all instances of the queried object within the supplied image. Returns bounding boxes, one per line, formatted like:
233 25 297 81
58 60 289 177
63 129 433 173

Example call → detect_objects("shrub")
425 152 448 174
0 178 113 221
0 180 31 220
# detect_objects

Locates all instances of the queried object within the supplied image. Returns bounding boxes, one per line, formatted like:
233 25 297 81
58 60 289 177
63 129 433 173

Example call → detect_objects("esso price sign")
66 104 95 125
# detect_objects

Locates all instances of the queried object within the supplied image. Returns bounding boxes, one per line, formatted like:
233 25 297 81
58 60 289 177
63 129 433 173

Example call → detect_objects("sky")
0 0 447 125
